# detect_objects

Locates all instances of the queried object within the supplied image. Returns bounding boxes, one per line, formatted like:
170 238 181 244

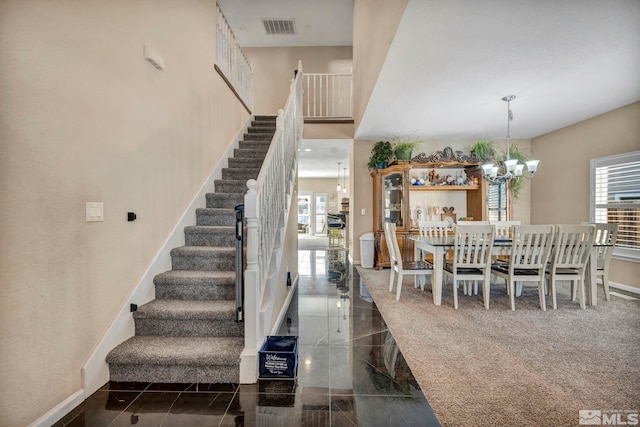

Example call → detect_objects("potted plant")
392 136 421 162
367 140 393 170
470 139 497 162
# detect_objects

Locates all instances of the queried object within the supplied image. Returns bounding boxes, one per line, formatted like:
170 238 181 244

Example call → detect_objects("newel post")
240 179 260 383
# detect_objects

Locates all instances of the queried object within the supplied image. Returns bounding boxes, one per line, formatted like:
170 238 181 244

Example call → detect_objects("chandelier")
481 95 540 182
336 162 341 192
343 167 347 194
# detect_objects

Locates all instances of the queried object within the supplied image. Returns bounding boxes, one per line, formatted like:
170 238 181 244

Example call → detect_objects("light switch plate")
86 202 104 222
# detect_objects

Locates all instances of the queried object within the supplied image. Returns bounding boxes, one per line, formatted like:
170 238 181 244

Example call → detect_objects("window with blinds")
487 181 508 221
590 151 640 261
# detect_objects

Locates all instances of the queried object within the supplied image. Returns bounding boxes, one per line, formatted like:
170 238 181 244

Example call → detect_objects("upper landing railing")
303 72 353 120
216 3 253 111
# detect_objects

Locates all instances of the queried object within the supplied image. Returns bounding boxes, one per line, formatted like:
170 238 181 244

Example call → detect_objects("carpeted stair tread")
184 225 235 246
135 299 236 319
233 148 269 159
197 207 235 214
170 246 235 271
247 126 276 133
242 133 274 141
171 246 235 256
227 157 264 168
239 140 271 150
206 192 245 208
214 179 251 194
153 270 235 300
222 167 261 180
153 270 236 286
106 336 243 366
195 208 235 226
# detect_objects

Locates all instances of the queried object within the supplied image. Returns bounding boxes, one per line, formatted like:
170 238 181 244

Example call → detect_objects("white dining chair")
418 220 449 238
490 220 522 238
384 222 433 300
417 220 449 262
443 224 495 309
490 225 555 310
546 224 596 309
579 222 618 301
456 220 490 226
454 221 489 294
417 220 450 289
489 220 522 283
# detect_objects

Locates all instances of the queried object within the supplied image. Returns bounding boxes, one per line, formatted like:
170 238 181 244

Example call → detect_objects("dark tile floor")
54 248 441 426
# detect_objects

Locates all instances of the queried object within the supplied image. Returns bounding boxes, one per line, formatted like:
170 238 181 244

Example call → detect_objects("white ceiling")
359 0 640 141
298 138 353 179
217 0 353 47
218 0 640 177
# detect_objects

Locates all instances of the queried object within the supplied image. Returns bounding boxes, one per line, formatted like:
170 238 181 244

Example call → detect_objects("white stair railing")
216 3 253 110
241 61 303 383
303 72 353 119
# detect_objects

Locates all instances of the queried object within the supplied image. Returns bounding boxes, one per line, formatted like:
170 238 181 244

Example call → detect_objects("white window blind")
488 182 507 221
590 151 640 261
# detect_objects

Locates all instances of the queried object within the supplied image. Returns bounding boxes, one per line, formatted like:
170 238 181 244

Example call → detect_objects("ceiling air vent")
262 18 296 35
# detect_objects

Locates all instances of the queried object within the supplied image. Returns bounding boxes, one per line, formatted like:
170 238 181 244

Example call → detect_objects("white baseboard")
270 273 299 336
29 390 84 427
348 253 358 265
609 281 640 295
81 117 252 398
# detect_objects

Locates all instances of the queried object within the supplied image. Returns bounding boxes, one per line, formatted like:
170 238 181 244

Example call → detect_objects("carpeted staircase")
106 116 276 383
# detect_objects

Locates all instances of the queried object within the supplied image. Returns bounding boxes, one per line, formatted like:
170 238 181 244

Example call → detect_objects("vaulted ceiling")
218 0 640 177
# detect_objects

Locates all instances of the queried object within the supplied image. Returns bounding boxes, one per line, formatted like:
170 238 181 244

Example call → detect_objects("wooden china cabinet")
372 155 487 269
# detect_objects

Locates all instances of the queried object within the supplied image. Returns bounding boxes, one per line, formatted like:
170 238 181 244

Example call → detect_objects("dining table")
409 234 608 307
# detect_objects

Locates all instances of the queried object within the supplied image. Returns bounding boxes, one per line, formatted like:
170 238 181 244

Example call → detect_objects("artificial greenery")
367 140 393 170
472 139 528 199
392 135 421 161
470 139 497 162
503 145 527 199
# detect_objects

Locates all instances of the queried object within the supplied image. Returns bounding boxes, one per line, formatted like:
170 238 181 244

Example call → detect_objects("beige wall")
353 0 408 131
531 102 640 288
299 178 350 210
304 122 354 140
244 46 353 116
0 1 249 425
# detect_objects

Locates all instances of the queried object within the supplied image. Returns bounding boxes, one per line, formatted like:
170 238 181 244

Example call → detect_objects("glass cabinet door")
384 172 404 227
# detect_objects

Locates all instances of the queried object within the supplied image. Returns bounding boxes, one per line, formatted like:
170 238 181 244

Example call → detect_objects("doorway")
314 193 328 235
298 193 312 234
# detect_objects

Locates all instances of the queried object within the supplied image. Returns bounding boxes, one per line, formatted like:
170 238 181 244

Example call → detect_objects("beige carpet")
356 266 640 427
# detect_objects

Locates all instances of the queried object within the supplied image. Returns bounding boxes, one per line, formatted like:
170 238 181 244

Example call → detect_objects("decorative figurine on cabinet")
441 207 457 227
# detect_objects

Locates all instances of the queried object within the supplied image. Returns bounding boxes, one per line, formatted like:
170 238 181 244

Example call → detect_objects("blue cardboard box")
258 336 298 379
